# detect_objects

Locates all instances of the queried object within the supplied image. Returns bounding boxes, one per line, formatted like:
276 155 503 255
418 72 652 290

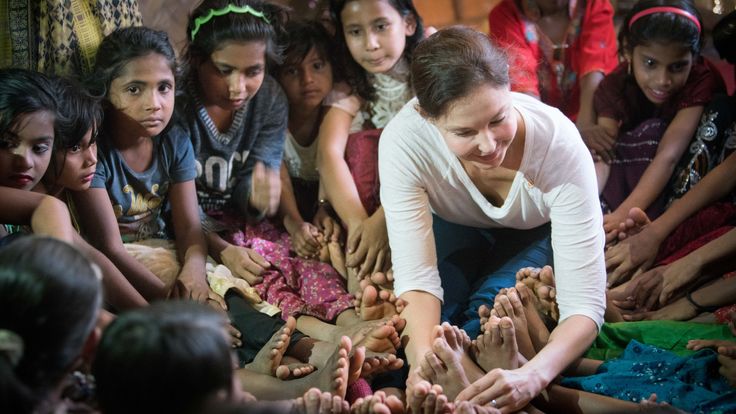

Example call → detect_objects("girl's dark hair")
329 0 424 103
275 19 338 80
93 301 233 414
619 0 703 57
0 237 102 413
86 26 178 98
412 26 509 119
49 77 103 182
183 0 289 81
0 68 58 146
713 10 736 64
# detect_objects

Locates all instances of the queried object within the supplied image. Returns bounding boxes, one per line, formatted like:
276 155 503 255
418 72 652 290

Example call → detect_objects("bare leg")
296 314 401 353
595 160 610 195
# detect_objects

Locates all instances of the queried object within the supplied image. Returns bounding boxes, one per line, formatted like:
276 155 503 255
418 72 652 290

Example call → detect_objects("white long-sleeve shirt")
378 93 606 329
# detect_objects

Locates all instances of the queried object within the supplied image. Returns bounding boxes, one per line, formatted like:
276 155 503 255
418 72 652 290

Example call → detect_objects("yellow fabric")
70 0 104 73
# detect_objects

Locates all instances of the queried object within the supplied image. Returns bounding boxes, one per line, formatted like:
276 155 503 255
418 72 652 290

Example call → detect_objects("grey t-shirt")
180 75 288 217
91 124 197 242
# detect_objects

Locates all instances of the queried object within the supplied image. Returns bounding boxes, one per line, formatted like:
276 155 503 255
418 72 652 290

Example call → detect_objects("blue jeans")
433 215 553 337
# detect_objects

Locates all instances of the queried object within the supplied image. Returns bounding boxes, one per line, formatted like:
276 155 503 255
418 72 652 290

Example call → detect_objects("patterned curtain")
1 0 142 76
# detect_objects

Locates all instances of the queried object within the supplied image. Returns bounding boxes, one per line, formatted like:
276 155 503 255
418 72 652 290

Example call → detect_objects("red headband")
629 6 701 33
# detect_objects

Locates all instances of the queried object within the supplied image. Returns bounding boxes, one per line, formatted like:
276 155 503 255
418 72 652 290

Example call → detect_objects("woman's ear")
404 13 417 37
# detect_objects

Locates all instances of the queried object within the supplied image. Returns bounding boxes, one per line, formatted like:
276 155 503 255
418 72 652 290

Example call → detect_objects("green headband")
190 4 271 41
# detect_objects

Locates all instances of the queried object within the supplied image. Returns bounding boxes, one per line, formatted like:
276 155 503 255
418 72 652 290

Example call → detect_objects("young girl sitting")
275 19 343 265
0 236 103 414
74 26 210 303
318 0 424 284
178 1 398 350
0 69 146 310
592 0 723 240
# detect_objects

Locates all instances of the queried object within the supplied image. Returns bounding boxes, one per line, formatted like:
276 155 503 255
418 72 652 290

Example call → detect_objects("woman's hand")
173 263 209 302
346 211 390 279
618 294 698 322
618 267 665 311
284 215 321 258
250 161 281 217
455 367 544 413
220 244 270 285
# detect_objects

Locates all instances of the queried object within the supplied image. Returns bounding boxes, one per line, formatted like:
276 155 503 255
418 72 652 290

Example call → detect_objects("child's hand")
659 255 703 305
250 161 281 217
687 339 736 352
580 125 616 164
605 229 660 288
288 220 322 258
619 294 698 322
346 212 389 279
173 264 209 302
619 267 665 311
220 244 270 285
314 207 342 243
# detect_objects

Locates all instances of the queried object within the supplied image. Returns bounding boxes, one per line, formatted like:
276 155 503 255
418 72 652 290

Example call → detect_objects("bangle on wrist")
686 290 720 314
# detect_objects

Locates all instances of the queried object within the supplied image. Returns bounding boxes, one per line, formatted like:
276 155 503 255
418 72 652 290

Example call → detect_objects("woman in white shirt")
379 26 606 411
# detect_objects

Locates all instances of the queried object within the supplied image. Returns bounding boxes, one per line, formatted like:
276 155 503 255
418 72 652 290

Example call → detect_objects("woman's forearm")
520 315 598 388
399 290 442 367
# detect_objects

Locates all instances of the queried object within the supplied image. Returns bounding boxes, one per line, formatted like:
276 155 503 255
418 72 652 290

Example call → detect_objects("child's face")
108 53 175 137
432 83 519 171
0 110 54 190
277 47 333 113
629 42 693 106
197 41 266 111
54 127 97 191
340 0 416 74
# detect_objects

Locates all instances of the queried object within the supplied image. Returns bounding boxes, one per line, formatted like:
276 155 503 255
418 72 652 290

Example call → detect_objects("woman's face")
53 127 97 191
197 41 267 111
0 110 54 190
431 84 519 170
277 47 334 113
108 52 175 137
629 42 693 106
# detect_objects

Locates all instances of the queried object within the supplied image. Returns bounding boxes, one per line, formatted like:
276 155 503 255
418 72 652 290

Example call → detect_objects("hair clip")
191 4 270 41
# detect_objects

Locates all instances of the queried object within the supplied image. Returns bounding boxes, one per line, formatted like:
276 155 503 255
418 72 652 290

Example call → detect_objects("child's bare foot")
513 282 552 353
369 270 394 290
348 345 366 385
350 390 405 414
618 207 651 241
408 380 451 414
314 336 352 398
356 281 405 321
474 316 519 372
478 304 492 332
333 316 402 353
362 351 405 379
492 289 535 360
246 316 313 378
293 387 350 413
419 324 478 400
516 266 559 322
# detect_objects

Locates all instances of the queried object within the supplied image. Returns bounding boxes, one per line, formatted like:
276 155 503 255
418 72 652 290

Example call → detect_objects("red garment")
344 128 382 216
488 0 618 120
594 58 722 133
